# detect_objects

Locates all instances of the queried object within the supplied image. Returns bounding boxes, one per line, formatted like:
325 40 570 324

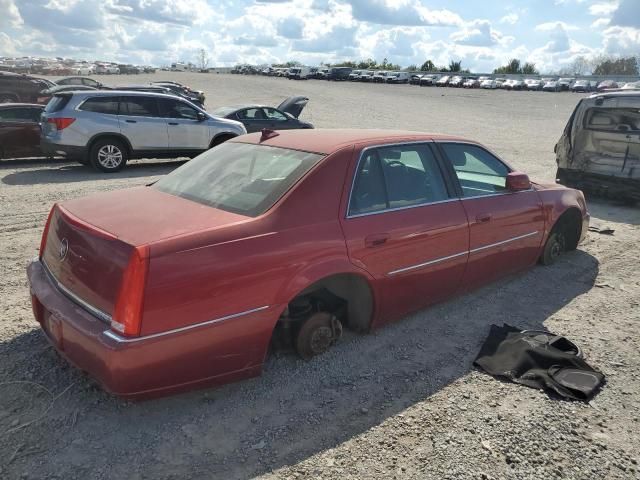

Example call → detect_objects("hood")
60 187 249 247
277 95 309 119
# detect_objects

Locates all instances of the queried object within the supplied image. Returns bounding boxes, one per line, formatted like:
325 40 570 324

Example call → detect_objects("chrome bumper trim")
41 259 112 323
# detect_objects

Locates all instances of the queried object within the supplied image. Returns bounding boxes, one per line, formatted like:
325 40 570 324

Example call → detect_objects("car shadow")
0 250 599 479
585 195 640 226
1 159 186 185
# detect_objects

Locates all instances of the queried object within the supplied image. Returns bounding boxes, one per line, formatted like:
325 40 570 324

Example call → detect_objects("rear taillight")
39 205 56 259
47 117 75 130
112 246 150 337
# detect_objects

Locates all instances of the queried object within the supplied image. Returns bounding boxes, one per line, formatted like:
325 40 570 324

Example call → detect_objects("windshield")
154 142 325 217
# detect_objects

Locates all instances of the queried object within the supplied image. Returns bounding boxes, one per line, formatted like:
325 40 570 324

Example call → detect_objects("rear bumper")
40 138 86 159
557 168 640 201
27 259 264 399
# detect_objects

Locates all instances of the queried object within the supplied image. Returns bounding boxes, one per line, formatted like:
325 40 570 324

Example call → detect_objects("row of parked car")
0 71 314 171
236 66 640 93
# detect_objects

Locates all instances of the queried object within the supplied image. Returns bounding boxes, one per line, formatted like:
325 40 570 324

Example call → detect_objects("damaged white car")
555 91 640 201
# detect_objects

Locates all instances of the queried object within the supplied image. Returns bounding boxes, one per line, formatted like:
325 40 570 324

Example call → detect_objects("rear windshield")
154 142 324 217
44 95 71 113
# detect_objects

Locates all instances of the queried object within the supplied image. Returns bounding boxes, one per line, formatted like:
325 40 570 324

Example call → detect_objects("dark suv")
0 72 54 103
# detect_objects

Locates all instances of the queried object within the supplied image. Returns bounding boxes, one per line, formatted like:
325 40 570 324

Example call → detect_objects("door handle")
365 234 389 248
125 119 137 123
168 122 179 125
476 214 492 223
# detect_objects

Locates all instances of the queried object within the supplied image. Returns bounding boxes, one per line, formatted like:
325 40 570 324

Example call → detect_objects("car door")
158 98 210 152
117 96 169 152
236 108 270 133
340 143 470 324
263 108 296 130
437 142 545 291
0 107 42 158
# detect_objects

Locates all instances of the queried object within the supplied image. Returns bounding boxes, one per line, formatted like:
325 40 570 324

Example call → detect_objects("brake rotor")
295 312 342 360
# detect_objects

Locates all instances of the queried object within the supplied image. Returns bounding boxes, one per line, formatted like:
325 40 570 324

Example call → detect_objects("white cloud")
346 0 462 27
535 21 578 31
602 26 640 55
589 2 620 16
451 20 512 47
0 0 22 28
500 13 519 25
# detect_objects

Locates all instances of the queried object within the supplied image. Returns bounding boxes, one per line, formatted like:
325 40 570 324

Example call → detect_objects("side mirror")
506 172 531 192
197 111 207 122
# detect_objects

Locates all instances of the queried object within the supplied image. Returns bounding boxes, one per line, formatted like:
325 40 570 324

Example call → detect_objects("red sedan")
27 130 589 399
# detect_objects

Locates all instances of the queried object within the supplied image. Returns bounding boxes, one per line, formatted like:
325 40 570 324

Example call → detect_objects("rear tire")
209 134 235 149
90 138 128 173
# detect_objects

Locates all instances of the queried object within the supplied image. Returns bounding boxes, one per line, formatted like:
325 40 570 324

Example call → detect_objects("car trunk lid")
277 96 308 118
41 187 249 318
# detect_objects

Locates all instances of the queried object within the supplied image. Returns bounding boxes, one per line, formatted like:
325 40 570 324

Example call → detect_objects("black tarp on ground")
474 324 605 401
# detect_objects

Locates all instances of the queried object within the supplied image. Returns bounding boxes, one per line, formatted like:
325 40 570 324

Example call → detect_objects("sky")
0 0 638 73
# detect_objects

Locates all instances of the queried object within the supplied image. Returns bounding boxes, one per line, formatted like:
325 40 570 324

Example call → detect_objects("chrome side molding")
103 305 271 343
387 231 540 276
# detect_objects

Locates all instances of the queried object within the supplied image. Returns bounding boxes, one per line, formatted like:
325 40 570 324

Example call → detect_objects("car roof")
219 104 268 111
231 129 473 155
0 103 43 109
589 90 640 98
55 90 191 101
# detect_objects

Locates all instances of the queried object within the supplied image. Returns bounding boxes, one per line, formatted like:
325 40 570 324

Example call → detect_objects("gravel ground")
1 73 639 480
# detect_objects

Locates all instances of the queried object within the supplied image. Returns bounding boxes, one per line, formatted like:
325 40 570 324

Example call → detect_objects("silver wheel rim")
97 145 123 169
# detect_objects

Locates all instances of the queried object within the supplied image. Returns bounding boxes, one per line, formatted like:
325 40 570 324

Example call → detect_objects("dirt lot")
1 73 639 480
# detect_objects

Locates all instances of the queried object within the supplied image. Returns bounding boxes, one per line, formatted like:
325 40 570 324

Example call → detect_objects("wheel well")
285 273 374 333
552 207 582 251
88 134 132 157
209 133 237 148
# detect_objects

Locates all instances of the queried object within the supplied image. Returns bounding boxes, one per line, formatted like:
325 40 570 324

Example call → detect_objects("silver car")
41 90 247 172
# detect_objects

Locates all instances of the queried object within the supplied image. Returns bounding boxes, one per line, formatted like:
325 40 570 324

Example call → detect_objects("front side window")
79 96 119 115
159 99 199 120
120 96 158 117
441 143 510 197
154 142 324 217
349 144 449 216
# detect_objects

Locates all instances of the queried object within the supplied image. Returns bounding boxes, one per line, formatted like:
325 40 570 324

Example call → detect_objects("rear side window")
584 107 640 133
79 97 119 115
44 95 71 113
120 96 159 117
441 143 510 197
349 144 449 216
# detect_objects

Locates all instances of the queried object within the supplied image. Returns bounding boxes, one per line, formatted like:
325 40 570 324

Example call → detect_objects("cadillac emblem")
59 238 69 261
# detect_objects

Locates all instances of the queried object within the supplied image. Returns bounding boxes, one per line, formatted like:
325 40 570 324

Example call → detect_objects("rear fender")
273 258 378 312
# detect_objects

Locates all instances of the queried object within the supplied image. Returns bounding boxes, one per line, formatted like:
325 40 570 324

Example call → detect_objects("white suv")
41 90 247 172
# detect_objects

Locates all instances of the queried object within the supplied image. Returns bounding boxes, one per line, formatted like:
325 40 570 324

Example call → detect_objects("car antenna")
260 128 279 142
